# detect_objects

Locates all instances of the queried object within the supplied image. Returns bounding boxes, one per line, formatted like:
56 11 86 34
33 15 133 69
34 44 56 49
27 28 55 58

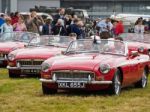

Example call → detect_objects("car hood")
49 53 123 71
0 41 25 52
15 46 65 59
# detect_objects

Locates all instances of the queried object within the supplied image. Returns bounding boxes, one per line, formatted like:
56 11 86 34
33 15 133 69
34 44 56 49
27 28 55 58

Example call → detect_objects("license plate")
58 82 85 88
0 58 4 60
22 69 40 74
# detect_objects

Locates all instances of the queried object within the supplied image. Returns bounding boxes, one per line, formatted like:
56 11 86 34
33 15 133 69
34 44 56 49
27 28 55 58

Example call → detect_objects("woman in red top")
11 12 20 25
115 20 124 36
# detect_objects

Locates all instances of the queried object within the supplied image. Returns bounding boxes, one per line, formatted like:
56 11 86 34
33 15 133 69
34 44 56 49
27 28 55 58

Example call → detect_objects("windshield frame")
65 39 128 56
0 31 39 43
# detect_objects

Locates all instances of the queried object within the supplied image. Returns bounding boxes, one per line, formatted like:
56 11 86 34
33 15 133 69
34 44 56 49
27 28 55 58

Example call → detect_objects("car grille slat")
52 70 95 81
0 53 7 58
17 59 43 66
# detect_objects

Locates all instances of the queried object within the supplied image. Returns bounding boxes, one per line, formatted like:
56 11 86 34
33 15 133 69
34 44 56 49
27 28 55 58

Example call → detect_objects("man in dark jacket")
67 19 78 35
52 19 67 36
68 19 85 39
42 17 53 35
53 8 65 26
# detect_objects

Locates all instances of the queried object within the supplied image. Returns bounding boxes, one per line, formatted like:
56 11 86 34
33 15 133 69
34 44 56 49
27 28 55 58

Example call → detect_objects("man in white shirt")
97 18 113 39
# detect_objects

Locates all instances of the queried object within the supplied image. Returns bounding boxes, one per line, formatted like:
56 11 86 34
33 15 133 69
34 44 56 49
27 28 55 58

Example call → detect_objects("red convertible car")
0 32 39 67
119 33 150 56
40 39 150 95
7 35 73 77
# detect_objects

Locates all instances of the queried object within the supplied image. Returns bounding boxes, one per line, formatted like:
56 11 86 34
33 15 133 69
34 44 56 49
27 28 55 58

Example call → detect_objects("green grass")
0 68 150 112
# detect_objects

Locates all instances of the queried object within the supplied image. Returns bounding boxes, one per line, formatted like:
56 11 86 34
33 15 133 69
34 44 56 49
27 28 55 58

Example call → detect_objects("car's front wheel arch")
117 67 123 85
109 69 122 95
135 66 149 88
145 65 149 76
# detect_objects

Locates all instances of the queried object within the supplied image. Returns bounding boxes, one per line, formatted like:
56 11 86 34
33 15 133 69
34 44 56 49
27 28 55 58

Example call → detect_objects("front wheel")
109 70 121 95
42 83 57 95
135 69 148 88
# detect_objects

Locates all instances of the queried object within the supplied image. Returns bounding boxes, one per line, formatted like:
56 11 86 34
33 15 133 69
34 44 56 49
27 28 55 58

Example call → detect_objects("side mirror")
129 51 139 58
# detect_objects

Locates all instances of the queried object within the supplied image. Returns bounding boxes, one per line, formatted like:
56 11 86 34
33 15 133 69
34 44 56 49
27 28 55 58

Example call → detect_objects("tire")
109 70 121 95
8 70 20 78
42 83 57 95
135 69 148 88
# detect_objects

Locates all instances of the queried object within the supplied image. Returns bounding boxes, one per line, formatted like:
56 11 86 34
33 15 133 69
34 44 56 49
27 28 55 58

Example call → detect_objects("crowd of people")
0 8 150 40
0 8 85 39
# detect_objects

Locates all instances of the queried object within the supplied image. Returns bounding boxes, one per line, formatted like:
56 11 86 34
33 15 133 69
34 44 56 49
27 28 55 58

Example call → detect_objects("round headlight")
8 54 15 61
41 63 51 72
138 47 144 53
99 64 110 74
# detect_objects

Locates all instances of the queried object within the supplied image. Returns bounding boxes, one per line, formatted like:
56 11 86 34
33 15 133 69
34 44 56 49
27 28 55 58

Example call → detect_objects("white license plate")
58 82 85 88
22 69 40 73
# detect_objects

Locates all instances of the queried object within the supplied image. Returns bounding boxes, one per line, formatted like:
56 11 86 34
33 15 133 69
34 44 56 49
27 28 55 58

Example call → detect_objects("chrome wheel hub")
114 75 121 95
142 71 147 88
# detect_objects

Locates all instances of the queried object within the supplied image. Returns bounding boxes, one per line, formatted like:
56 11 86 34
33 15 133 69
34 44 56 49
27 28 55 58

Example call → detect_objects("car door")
134 55 147 81
129 55 142 83
122 56 140 86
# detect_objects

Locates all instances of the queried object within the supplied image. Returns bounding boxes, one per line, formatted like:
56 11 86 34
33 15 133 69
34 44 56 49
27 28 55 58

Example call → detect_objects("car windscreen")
29 35 74 47
0 32 39 43
66 39 126 56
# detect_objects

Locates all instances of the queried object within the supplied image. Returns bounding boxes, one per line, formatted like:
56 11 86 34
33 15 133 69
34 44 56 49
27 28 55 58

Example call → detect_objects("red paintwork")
127 42 150 54
9 46 65 62
0 42 25 53
8 46 66 75
14 47 64 59
0 41 26 66
41 52 150 91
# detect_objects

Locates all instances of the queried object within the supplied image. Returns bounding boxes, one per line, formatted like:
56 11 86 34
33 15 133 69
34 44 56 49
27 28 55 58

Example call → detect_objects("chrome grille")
0 53 7 59
17 59 43 66
52 70 95 81
0 53 3 58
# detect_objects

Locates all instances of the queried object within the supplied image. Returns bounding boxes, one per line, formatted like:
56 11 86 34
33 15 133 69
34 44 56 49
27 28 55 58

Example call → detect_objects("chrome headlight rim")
41 63 51 72
99 64 111 74
8 54 16 61
138 47 144 53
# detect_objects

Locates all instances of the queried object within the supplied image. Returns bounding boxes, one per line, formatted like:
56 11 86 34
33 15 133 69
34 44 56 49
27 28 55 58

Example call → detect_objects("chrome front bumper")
40 78 112 84
7 66 41 70
0 58 7 61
